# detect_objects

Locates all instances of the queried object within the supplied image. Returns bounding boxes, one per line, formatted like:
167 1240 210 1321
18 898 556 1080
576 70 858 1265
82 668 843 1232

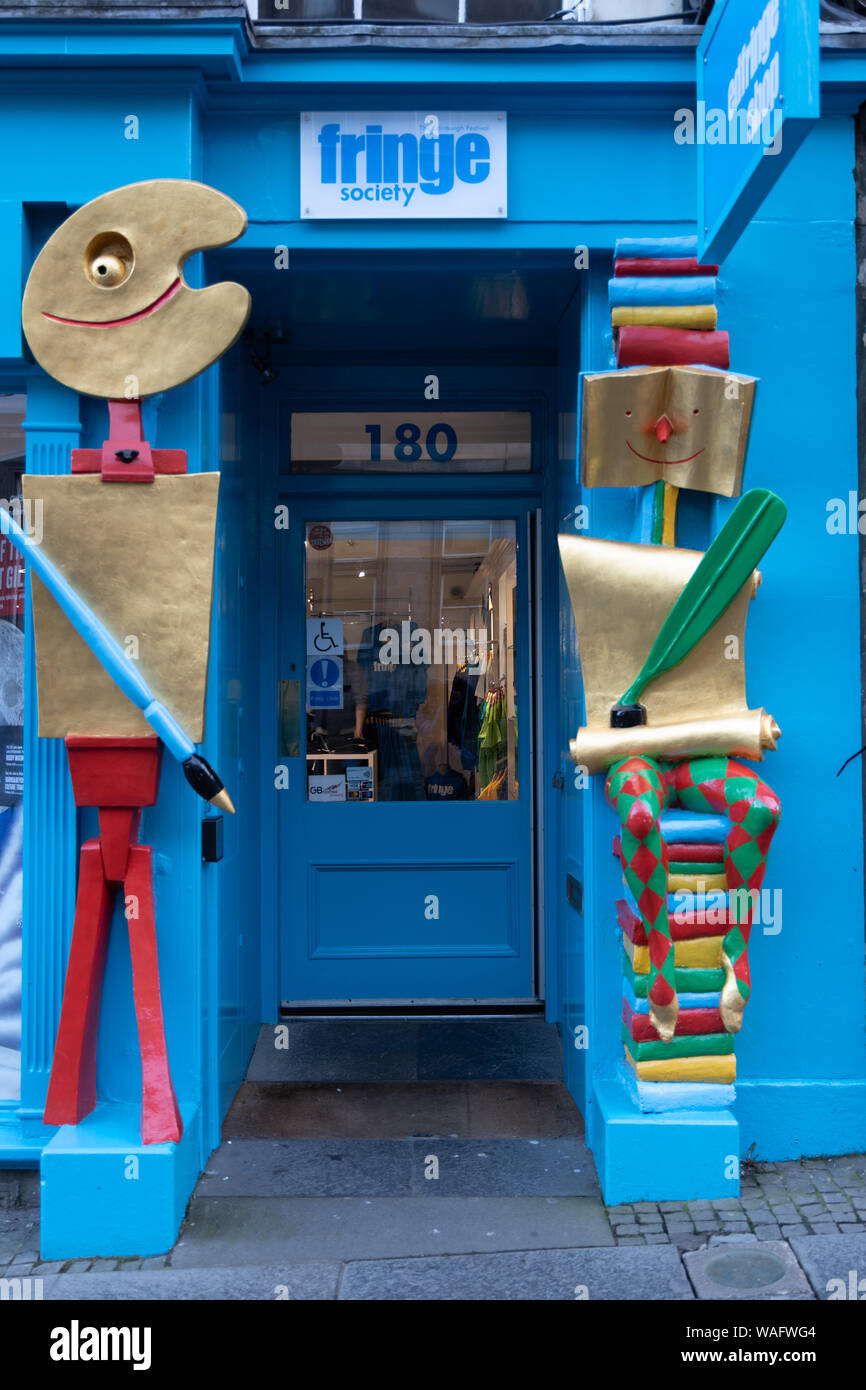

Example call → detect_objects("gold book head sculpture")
22 179 251 399
581 365 756 498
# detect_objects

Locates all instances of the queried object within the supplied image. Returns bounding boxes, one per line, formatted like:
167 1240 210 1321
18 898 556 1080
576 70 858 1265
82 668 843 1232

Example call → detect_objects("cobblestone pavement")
607 1155 866 1249
4 1155 866 1275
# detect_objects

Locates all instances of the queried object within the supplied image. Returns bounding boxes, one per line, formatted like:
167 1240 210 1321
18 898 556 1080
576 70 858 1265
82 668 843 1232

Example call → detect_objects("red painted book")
622 997 726 1041
614 258 719 277
665 842 725 863
616 897 735 943
616 326 730 369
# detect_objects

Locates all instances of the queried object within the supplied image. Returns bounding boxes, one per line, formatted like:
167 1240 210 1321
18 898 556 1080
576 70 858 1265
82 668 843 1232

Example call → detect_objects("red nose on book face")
654 414 674 443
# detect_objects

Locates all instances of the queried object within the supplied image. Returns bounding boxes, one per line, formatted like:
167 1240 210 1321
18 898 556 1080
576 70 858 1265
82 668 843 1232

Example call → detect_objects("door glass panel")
291 412 531 474
305 519 518 802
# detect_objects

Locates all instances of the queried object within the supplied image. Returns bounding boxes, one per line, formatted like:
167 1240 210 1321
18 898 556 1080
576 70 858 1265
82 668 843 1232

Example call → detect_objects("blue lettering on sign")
318 123 491 205
366 422 458 465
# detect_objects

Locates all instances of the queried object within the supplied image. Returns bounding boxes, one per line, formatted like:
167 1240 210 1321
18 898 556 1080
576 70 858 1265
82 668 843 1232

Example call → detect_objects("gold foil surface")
558 533 779 774
22 473 219 740
22 180 251 400
572 712 775 776
581 365 756 498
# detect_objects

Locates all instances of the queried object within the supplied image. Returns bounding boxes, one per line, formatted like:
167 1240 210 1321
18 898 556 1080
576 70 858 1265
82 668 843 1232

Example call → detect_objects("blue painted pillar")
574 254 740 1203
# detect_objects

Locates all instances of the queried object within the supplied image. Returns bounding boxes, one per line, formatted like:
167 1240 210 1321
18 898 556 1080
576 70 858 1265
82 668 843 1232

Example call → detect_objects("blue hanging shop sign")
300 112 507 220
696 0 819 262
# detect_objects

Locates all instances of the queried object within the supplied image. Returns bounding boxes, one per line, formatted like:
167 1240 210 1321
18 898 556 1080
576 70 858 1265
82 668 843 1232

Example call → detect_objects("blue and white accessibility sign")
307 617 344 657
307 655 344 710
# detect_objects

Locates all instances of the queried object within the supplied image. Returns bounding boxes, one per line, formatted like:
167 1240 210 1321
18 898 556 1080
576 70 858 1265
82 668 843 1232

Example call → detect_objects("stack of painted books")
609 236 725 368
617 808 737 1111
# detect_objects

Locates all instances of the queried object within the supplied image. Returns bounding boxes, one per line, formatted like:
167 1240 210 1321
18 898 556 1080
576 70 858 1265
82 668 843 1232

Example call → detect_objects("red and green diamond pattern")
606 754 781 1040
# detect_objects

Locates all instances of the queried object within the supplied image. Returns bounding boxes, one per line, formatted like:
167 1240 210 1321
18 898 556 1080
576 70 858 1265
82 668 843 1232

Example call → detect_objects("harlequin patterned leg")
606 755 677 1041
44 840 113 1127
123 844 182 1145
665 757 781 1033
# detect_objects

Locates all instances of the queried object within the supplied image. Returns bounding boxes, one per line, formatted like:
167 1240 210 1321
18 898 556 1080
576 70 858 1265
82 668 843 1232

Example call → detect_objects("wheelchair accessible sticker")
307 618 344 657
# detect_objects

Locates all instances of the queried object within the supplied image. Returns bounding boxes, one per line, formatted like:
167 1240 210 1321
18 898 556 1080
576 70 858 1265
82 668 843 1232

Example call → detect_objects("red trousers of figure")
43 737 182 1144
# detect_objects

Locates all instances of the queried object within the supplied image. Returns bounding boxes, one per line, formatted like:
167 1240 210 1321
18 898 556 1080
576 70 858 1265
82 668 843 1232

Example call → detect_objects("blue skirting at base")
592 1078 739 1204
40 1101 201 1260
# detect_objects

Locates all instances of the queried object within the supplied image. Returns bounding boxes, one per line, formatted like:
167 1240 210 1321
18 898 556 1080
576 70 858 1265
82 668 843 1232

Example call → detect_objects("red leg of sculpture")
45 738 181 1143
124 844 182 1145
43 840 113 1126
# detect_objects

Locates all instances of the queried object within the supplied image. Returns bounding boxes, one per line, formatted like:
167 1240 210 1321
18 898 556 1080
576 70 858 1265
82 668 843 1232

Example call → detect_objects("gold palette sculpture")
22 178 250 400
20 179 250 1144
559 244 783 1109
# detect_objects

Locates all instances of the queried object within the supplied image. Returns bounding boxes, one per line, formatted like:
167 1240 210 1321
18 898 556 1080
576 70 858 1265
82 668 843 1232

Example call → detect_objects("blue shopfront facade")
1 4 865 1257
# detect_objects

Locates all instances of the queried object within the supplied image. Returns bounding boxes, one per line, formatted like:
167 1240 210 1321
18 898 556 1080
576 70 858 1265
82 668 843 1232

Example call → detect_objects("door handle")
279 679 301 757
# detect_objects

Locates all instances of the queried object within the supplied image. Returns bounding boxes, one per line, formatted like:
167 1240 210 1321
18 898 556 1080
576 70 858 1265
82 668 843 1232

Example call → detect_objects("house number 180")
365 422 458 464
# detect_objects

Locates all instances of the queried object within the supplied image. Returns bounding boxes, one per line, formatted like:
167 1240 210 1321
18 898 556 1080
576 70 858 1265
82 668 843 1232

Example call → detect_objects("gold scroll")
558 533 780 775
22 473 219 740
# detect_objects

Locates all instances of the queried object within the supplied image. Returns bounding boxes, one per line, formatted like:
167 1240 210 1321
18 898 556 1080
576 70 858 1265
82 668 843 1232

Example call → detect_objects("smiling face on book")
581 365 757 498
22 179 251 400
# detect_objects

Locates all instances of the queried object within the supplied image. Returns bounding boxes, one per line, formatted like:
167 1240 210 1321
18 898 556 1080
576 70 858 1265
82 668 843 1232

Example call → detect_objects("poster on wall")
300 112 507 220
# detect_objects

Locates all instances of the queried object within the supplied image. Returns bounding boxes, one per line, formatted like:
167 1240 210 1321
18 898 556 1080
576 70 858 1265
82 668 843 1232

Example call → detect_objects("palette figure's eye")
84 232 134 288
693 408 700 415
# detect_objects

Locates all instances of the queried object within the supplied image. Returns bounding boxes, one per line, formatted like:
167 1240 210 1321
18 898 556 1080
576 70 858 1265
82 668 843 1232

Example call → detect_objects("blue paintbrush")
4 506 234 813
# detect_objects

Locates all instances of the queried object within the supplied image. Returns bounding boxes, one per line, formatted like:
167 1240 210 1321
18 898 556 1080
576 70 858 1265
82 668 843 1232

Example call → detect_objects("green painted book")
622 952 725 997
621 1025 734 1061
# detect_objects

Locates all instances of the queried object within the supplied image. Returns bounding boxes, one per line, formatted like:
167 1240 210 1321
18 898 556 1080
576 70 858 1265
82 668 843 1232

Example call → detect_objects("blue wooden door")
279 497 537 1004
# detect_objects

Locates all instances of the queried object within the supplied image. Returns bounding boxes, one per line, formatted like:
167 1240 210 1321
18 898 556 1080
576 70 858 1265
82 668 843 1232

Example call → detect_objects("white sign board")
291 412 531 474
307 617 344 657
300 112 507 220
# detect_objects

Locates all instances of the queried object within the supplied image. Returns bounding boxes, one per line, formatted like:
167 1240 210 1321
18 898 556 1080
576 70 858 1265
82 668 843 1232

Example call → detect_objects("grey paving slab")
411 1138 599 1197
339 1244 692 1301
195 1136 598 1198
246 1022 420 1083
39 1264 340 1300
790 1233 866 1299
417 1019 562 1081
683 1241 813 1301
197 1139 413 1197
172 1195 614 1265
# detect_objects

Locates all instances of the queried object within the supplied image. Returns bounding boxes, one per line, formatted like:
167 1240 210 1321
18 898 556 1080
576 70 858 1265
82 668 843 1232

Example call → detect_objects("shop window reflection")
305 519 518 803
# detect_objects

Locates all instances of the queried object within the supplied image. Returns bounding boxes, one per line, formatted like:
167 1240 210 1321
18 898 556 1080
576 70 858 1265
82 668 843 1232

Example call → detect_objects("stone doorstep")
36 1245 696 1301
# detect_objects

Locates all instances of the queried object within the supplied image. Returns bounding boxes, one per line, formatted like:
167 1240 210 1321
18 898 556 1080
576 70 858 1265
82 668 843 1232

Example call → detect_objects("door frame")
254 377 562 1020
